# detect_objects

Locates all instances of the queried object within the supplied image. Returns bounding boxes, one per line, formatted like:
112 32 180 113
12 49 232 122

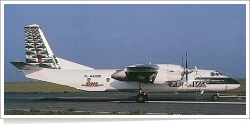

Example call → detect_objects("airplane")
10 24 241 103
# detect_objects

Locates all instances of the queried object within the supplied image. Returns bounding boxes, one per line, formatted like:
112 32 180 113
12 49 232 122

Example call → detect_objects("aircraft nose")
230 78 241 84
228 78 241 90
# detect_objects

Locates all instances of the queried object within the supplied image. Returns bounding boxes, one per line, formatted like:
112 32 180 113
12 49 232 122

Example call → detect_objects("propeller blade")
186 52 188 81
182 56 184 67
186 52 188 69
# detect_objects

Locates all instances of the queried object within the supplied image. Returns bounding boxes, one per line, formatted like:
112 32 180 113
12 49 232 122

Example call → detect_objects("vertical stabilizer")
24 24 94 70
25 24 60 69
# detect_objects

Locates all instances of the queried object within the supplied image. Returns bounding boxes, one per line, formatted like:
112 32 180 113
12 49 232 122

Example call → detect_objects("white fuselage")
21 66 240 93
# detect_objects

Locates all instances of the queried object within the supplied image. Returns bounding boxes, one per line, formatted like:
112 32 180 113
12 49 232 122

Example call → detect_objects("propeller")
185 52 188 81
183 52 193 82
181 56 184 67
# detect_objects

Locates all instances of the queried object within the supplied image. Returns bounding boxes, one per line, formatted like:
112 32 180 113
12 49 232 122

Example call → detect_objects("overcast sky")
3 3 246 82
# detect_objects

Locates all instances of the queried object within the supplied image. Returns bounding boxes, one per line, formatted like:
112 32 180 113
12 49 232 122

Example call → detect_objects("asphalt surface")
4 92 246 115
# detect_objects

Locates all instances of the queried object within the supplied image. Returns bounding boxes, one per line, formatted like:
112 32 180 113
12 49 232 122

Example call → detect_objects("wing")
126 64 159 83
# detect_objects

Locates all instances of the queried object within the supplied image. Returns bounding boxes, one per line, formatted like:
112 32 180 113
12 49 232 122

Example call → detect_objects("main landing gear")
136 83 148 103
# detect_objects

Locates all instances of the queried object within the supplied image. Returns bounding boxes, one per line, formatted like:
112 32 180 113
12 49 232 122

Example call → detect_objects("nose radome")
228 78 241 90
230 78 241 84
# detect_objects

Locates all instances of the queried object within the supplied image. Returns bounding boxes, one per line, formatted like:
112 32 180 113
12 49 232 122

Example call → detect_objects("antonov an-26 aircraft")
11 24 240 103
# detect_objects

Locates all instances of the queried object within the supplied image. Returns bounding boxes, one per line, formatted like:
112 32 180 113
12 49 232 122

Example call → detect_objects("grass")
5 109 197 115
4 81 83 93
4 109 148 115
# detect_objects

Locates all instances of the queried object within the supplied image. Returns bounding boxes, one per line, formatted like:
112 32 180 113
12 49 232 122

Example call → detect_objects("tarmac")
4 92 246 115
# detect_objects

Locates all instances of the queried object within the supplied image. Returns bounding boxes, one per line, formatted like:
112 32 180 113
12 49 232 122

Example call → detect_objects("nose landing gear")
211 93 219 101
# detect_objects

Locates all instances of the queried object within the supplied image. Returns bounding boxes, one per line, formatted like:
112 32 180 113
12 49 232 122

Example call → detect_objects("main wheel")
136 94 145 103
211 94 219 101
136 93 148 103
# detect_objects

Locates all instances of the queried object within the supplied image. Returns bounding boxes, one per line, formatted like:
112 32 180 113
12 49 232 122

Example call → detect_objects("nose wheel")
211 93 219 101
136 83 148 103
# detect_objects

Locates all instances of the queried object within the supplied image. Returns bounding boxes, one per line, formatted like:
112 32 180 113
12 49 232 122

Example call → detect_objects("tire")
212 94 219 101
136 94 145 103
144 94 148 101
237 96 242 101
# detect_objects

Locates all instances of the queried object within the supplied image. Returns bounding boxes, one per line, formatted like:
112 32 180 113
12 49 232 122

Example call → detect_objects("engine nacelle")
111 70 127 81
153 64 184 84
111 64 186 84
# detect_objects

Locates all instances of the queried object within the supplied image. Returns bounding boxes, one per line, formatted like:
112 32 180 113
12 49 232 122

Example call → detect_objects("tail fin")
24 24 94 70
25 24 60 69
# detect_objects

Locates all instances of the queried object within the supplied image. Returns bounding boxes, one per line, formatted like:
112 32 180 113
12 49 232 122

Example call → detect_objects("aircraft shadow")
30 92 245 102
33 97 135 102
32 96 215 102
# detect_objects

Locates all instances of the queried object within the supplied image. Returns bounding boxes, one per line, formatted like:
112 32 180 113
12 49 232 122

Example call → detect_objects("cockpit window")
210 71 222 76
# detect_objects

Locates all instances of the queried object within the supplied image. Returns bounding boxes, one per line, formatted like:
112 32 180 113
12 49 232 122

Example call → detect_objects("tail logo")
25 24 60 69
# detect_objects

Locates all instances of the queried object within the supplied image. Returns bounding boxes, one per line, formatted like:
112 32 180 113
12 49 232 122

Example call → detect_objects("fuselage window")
106 78 110 82
210 72 215 76
87 78 91 82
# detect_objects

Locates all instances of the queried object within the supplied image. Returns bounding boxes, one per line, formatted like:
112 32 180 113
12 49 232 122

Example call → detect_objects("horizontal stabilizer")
10 61 42 71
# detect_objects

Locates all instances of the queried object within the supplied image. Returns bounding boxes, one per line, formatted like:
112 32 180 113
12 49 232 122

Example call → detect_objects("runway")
4 92 246 115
